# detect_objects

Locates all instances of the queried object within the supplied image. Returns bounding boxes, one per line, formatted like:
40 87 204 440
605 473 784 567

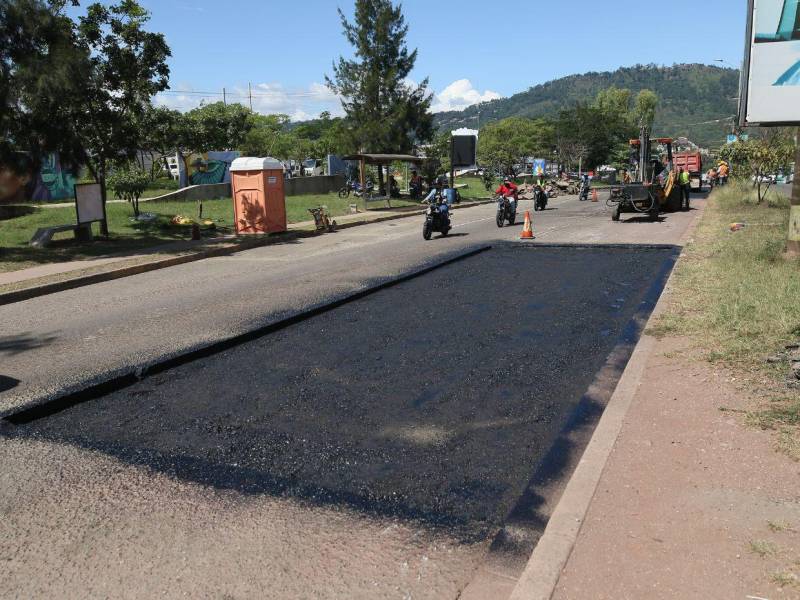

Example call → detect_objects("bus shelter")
342 153 424 203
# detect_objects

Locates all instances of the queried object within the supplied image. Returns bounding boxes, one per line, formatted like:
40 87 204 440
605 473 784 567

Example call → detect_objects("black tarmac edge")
2 245 493 425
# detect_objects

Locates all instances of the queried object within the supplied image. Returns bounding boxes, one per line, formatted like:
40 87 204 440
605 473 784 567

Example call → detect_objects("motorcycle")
422 195 451 240
533 185 548 211
495 195 516 227
338 179 374 199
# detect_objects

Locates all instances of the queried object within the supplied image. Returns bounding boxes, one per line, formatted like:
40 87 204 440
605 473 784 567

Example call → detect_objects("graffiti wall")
0 153 79 204
179 151 240 188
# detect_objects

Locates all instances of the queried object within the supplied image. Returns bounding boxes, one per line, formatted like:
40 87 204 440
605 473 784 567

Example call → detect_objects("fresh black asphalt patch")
3 245 676 541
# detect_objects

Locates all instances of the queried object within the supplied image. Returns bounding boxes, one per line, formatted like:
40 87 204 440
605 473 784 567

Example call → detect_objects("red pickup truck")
673 152 703 191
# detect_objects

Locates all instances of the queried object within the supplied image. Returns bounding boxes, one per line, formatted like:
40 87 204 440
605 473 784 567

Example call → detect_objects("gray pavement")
0 193 703 599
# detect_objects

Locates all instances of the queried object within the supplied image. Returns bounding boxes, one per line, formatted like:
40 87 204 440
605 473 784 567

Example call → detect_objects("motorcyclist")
424 175 446 203
495 177 519 213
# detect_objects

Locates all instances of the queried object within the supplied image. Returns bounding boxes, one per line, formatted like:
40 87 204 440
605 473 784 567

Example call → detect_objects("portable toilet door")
230 157 287 234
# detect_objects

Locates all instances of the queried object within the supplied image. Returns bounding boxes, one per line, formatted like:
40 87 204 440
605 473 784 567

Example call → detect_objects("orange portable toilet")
230 157 287 234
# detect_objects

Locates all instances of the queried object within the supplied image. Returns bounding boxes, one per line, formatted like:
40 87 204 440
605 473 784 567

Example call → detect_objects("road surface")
0 193 702 599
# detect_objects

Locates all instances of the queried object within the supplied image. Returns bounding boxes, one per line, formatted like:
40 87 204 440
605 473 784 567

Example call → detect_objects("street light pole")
788 130 800 257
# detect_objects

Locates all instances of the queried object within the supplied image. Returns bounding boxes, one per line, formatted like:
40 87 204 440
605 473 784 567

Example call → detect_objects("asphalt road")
0 193 701 599
1 193 698 415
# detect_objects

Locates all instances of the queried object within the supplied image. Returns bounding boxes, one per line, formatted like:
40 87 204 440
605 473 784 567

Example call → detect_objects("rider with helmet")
495 177 519 213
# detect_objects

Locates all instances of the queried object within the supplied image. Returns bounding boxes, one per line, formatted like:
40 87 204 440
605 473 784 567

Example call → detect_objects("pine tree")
326 0 433 155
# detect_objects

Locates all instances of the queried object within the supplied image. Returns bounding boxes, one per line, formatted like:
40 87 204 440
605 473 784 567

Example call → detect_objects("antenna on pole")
248 82 253 111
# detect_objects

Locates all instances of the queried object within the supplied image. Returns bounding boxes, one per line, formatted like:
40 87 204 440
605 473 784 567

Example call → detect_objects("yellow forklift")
608 129 682 222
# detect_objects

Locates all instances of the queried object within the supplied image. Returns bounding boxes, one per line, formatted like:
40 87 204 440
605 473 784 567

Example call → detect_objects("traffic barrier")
591 189 599 202
520 211 535 239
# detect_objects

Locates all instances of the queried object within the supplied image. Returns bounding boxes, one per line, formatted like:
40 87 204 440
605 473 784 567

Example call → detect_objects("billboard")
740 0 800 125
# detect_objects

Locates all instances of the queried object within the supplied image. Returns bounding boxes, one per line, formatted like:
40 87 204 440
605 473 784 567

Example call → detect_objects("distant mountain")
434 64 740 149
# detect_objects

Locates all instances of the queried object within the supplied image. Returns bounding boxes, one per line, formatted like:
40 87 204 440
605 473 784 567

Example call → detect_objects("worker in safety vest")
717 162 729 186
678 168 691 211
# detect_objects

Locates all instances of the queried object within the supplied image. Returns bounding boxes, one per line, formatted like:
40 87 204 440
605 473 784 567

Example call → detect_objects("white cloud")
154 81 344 121
431 79 502 113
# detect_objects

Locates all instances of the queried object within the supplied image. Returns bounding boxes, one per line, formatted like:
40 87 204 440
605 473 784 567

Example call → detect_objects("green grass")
750 539 779 558
649 180 800 456
0 190 436 273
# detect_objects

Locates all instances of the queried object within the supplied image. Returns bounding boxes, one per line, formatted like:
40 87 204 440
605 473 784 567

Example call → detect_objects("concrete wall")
285 175 345 196
143 175 346 204
144 183 231 203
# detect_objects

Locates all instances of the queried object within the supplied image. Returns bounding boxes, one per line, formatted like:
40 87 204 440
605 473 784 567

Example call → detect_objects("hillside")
434 64 740 149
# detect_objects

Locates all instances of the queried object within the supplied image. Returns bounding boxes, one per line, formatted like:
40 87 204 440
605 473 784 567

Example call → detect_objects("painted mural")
179 151 240 188
0 153 79 203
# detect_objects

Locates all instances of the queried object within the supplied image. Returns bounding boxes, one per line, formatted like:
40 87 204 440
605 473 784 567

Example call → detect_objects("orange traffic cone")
520 210 535 239
591 189 599 202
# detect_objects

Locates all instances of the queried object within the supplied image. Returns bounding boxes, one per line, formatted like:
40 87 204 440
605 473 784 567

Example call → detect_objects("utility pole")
223 88 227 106
248 82 253 111
788 129 800 257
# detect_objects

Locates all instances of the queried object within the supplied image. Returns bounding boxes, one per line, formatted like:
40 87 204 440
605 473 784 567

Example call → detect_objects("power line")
158 89 332 99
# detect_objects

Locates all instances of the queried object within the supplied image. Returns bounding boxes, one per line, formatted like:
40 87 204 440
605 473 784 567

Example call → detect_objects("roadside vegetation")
651 181 800 457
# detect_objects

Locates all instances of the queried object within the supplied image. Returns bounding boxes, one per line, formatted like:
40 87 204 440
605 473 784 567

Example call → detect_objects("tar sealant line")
2 245 492 426
463 246 680 599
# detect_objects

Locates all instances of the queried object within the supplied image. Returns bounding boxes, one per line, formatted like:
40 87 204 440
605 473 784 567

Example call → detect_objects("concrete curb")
0 200 492 306
508 201 706 600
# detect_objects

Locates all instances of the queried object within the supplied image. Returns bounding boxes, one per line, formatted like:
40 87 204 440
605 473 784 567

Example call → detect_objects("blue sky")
73 0 749 119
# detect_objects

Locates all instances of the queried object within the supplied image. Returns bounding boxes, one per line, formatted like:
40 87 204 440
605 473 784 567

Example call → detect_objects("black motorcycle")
533 185 548 211
422 196 451 240
495 195 516 227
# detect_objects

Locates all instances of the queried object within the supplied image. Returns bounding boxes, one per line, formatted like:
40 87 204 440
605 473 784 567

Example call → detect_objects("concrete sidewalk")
0 200 490 297
548 334 800 600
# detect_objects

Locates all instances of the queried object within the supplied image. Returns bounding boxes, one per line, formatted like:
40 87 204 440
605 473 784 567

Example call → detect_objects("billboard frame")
739 0 800 127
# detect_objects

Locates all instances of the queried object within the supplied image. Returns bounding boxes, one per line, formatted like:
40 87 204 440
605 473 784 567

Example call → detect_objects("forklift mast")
630 128 674 184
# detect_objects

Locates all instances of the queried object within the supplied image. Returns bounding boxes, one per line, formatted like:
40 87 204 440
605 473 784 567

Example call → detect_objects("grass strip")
649 181 799 456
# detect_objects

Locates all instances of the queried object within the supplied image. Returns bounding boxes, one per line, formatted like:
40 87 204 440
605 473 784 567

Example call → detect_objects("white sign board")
75 183 105 224
740 0 800 125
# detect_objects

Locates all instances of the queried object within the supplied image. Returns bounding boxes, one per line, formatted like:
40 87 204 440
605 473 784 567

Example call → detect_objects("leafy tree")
187 102 253 152
555 104 615 171
634 89 659 130
107 163 149 217
137 105 183 180
478 117 553 176
68 0 170 234
0 0 85 170
327 0 433 188
719 129 796 203
242 113 291 157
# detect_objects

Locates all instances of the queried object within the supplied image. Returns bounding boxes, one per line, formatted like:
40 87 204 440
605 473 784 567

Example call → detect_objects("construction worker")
678 168 691 211
718 161 729 186
706 166 717 190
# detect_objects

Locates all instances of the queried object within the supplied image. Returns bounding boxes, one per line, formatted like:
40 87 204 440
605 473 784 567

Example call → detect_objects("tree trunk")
99 160 109 237
133 195 140 218
377 165 385 195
